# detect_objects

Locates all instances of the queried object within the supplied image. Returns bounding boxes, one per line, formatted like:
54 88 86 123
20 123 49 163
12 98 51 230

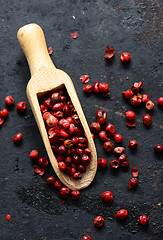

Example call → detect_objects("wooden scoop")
17 23 97 190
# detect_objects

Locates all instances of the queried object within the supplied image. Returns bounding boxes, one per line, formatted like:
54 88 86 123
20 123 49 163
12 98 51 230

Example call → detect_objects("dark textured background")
0 0 163 239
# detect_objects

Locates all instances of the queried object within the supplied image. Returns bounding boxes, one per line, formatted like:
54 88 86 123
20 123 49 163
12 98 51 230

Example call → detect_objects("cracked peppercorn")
94 216 104 227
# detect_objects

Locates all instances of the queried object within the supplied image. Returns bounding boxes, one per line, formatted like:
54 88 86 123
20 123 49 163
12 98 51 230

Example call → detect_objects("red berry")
51 92 61 102
114 147 125 155
46 176 55 185
105 46 115 59
146 100 154 110
17 101 26 113
130 177 138 187
13 133 22 143
81 235 92 240
6 214 11 221
59 187 70 198
91 133 95 140
122 89 134 99
90 122 101 133
81 154 90 165
58 162 67 171
92 81 99 93
114 134 123 143
120 52 131 62
94 216 104 227
0 117 5 125
130 95 141 106
157 97 163 106
142 94 149 103
99 83 109 93
29 150 39 160
121 161 129 169
116 209 128 220
96 110 107 124
125 111 135 120
131 82 143 93
143 114 152 126
110 159 120 169
99 131 109 142
40 104 48 114
71 190 80 200
118 154 127 163
83 85 93 93
105 123 116 136
73 172 82 179
54 180 62 189
128 140 137 149
103 141 113 152
5 96 14 106
139 215 149 225
97 158 108 170
101 191 113 203
38 157 48 168
0 109 8 118
154 144 163 153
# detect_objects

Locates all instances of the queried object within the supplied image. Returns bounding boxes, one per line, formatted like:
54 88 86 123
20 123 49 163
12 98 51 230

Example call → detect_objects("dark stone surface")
0 0 162 239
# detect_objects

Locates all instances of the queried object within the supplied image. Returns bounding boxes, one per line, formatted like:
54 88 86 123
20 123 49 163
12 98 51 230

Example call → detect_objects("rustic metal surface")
0 0 162 239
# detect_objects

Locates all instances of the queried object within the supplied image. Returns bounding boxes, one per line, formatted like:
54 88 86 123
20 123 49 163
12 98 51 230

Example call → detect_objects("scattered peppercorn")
97 158 108 170
114 134 123 143
105 45 115 59
46 176 55 185
5 96 14 106
83 85 93 93
157 97 163 106
128 140 137 149
106 123 116 136
90 122 101 133
139 215 149 225
99 131 109 142
125 111 135 120
29 150 39 160
59 187 70 198
101 191 113 203
17 101 26 113
96 110 107 124
154 144 163 153
13 133 22 143
71 190 80 200
143 114 152 126
6 214 11 221
110 159 120 169
81 235 92 240
103 141 113 152
118 154 127 163
0 109 8 118
54 180 63 189
116 209 128 220
38 157 48 168
146 100 154 110
114 147 125 155
120 52 131 62
94 216 104 227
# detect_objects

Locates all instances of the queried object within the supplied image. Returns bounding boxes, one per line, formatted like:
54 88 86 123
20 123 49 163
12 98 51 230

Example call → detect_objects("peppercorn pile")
39 87 91 179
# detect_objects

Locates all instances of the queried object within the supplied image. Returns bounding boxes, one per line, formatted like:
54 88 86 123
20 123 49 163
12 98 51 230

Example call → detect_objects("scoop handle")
17 23 55 77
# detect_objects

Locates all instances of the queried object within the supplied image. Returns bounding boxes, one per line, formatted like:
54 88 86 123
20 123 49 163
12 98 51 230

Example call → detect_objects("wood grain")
17 23 97 190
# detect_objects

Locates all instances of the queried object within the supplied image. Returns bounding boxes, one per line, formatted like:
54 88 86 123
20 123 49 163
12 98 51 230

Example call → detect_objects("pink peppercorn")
5 96 14 106
17 101 26 113
29 150 39 160
0 109 8 118
157 97 163 106
13 133 22 143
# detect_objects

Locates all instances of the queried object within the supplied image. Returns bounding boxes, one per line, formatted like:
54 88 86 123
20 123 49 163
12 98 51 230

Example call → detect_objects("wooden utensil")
17 23 97 190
